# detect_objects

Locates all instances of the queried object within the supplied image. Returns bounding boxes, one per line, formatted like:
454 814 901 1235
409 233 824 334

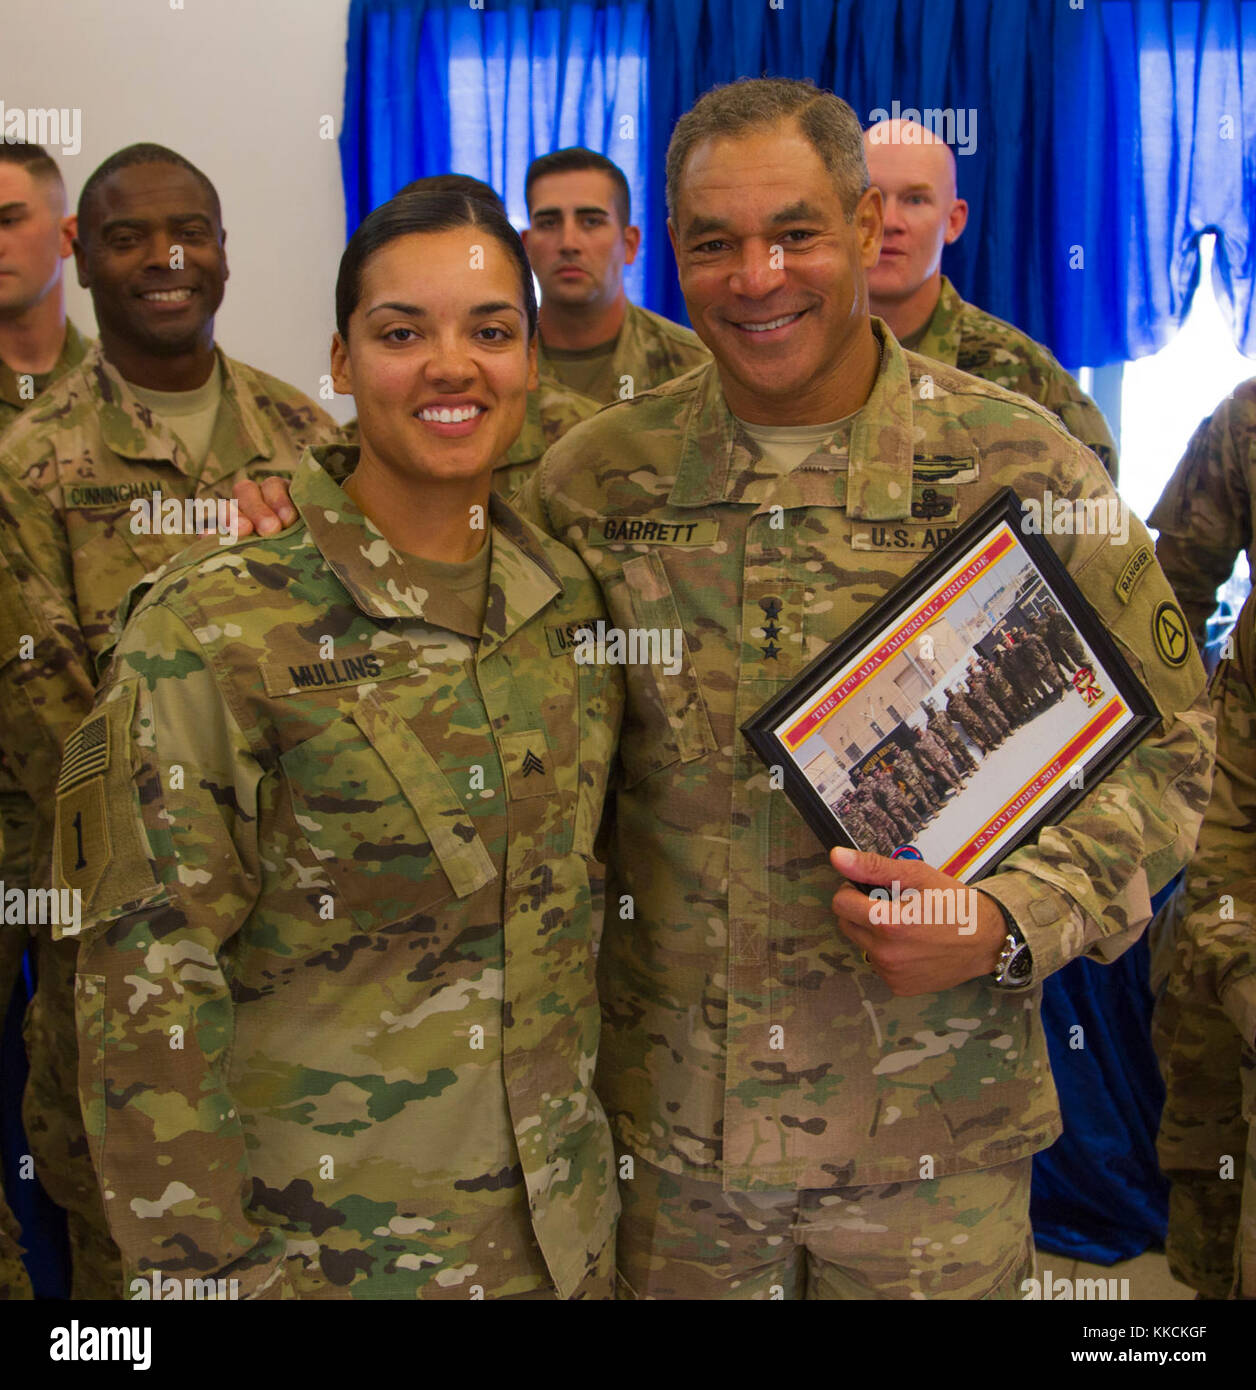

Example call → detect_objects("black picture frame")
741 487 1161 883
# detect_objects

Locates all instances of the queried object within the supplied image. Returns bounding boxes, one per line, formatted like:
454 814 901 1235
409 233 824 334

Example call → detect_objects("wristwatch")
991 907 1034 989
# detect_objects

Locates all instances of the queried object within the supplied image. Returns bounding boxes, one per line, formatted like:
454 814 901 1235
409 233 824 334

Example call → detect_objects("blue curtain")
342 0 651 306
344 0 1256 364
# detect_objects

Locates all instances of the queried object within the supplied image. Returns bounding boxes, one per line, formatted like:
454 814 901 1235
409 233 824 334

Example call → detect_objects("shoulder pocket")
279 691 496 930
615 551 716 789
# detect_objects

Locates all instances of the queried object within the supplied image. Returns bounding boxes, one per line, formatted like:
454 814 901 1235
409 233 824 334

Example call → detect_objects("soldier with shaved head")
864 118 1118 479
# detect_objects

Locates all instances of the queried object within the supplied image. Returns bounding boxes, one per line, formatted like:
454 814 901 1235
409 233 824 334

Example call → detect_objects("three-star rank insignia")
759 596 783 660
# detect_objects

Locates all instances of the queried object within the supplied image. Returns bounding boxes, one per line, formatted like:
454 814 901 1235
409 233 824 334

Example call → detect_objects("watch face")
1004 946 1033 986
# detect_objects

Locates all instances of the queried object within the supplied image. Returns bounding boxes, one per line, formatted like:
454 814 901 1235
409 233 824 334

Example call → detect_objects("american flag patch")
57 715 109 795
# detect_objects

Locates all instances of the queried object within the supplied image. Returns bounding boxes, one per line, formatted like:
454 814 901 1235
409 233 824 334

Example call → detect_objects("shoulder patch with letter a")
1152 601 1190 667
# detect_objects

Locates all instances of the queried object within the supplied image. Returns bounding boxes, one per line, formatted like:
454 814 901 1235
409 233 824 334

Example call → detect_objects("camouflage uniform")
0 319 91 1301
1148 379 1256 650
1000 638 1046 707
1039 607 1087 677
51 449 623 1300
0 319 89 435
537 301 710 406
1152 589 1256 1299
340 374 600 505
893 748 942 817
872 764 918 840
521 324 1210 1298
947 686 993 754
914 727 960 792
0 341 337 1298
927 705 978 773
965 670 1009 740
855 785 898 855
977 656 1021 728
836 794 877 855
1020 630 1065 697
907 276 1118 480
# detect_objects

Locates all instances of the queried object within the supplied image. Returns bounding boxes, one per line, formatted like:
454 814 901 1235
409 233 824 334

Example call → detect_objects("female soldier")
52 192 622 1300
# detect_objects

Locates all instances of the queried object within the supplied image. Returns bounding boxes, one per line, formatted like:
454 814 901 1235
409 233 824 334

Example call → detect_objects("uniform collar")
669 318 915 519
85 341 276 483
503 382 547 466
909 275 964 366
296 445 561 642
0 316 89 409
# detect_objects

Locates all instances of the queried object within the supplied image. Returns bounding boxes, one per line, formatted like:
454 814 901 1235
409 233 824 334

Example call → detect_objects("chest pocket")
279 690 496 931
615 550 717 789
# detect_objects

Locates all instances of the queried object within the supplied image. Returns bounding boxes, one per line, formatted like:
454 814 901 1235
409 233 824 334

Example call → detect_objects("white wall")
4 0 356 421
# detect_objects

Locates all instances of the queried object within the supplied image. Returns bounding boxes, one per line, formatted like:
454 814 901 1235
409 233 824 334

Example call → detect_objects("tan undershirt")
130 358 224 468
542 334 619 403
735 414 852 473
400 535 493 637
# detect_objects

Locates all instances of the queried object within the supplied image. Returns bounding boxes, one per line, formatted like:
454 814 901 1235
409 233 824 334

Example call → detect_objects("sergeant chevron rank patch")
498 729 558 798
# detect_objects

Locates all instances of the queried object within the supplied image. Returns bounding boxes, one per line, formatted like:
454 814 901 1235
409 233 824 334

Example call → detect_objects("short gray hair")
665 78 869 221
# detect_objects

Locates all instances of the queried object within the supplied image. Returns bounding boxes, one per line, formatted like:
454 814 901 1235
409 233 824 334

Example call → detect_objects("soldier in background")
965 661 1010 743
1149 381 1256 652
892 745 943 822
1153 589 1256 1299
976 650 1022 730
0 143 337 1298
927 699 979 773
871 763 918 842
855 781 900 855
0 141 90 1302
522 148 710 404
913 724 961 795
946 684 994 755
863 119 1118 479
1019 626 1067 704
1035 603 1088 682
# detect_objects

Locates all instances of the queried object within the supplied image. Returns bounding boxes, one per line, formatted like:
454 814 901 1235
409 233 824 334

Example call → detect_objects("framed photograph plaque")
742 488 1160 883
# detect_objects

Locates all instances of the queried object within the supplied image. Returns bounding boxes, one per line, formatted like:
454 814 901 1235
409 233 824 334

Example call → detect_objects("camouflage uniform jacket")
0 341 338 887
52 448 623 1299
496 373 602 502
1154 589 1256 1157
523 321 1212 1190
0 318 89 434
338 373 600 505
1148 378 1256 649
537 300 711 406
910 277 1119 481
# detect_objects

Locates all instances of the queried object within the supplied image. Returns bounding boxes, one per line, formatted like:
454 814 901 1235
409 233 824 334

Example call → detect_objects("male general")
863 118 1119 479
0 142 337 1298
0 139 89 1301
236 80 1210 1299
522 148 709 403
